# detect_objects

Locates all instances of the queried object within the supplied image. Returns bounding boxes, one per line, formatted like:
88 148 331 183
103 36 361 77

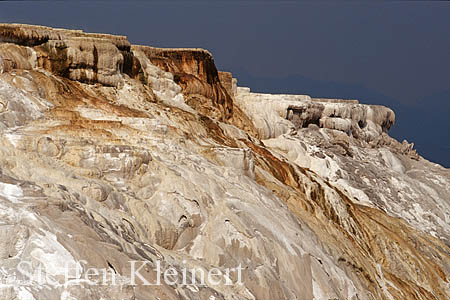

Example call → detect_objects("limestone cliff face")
0 24 449 300
218 71 236 97
132 45 233 121
0 24 130 87
235 87 396 142
0 24 253 132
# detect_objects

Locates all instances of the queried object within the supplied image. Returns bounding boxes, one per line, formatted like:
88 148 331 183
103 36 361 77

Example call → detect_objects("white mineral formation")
0 24 448 300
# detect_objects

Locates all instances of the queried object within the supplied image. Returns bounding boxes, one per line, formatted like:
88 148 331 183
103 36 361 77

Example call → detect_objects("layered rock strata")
235 87 395 141
0 24 449 300
132 46 234 121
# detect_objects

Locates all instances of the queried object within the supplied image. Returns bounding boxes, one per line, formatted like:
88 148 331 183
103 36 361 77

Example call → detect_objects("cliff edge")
0 24 449 300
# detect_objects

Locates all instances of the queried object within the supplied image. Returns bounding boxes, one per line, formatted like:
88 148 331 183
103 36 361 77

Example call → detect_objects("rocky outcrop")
0 24 130 87
218 71 234 97
37 37 124 87
0 43 36 73
0 23 130 49
236 87 395 141
0 24 238 123
0 24 449 300
237 86 449 246
132 45 233 121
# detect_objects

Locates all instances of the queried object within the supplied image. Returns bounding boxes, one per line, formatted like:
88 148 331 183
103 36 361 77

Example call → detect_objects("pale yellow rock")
0 24 448 300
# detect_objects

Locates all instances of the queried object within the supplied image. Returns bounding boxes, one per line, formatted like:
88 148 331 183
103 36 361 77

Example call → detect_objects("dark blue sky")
1 1 449 166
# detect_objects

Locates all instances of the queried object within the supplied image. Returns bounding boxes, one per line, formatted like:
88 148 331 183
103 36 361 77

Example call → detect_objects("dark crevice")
107 261 117 274
93 45 98 83
358 120 366 129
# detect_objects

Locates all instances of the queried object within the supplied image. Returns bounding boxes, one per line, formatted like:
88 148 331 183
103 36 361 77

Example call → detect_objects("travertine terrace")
0 24 449 300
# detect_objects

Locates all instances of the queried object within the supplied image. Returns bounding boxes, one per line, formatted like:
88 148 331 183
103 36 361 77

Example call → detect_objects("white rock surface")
237 87 450 245
0 24 448 300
